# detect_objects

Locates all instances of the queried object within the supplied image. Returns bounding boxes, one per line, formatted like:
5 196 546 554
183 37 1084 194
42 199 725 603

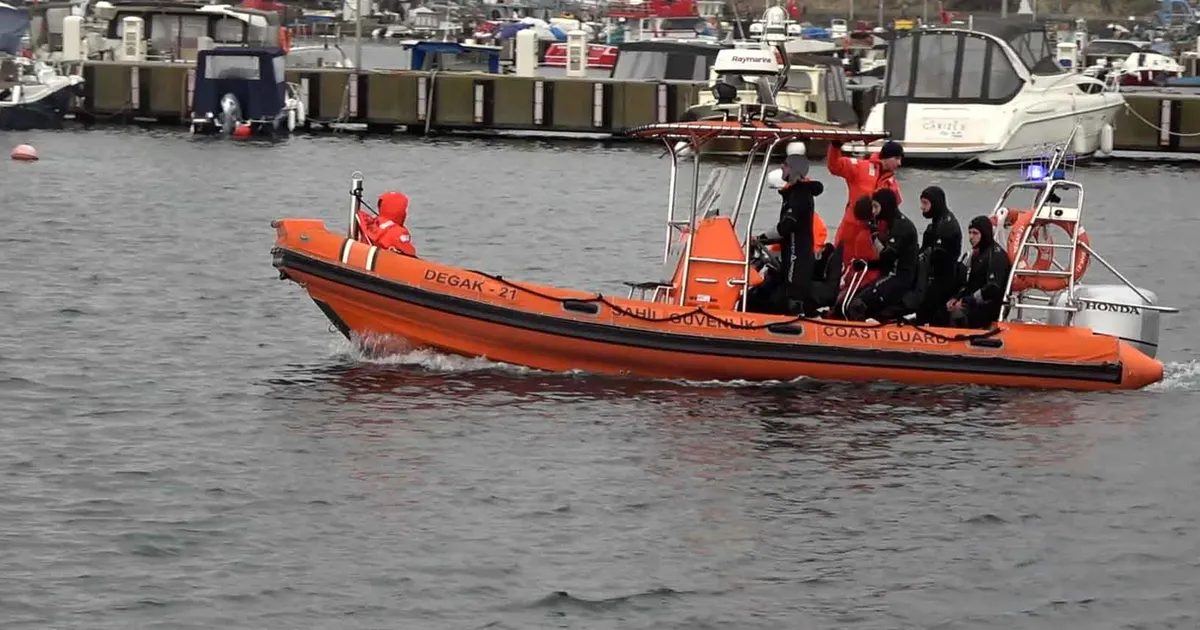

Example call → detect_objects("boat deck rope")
467 269 1002 344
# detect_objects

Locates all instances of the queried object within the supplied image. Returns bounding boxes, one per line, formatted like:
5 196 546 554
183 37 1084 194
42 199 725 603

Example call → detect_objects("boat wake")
1148 361 1200 392
328 337 541 376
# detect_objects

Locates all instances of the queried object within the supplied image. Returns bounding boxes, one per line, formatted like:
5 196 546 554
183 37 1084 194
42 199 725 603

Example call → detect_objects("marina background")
2 127 1200 628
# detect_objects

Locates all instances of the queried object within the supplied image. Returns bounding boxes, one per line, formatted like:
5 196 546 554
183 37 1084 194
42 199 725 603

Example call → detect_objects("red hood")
378 191 409 225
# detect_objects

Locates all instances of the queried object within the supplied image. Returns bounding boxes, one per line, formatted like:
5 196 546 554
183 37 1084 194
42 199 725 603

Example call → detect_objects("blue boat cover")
0 2 30 55
192 47 287 120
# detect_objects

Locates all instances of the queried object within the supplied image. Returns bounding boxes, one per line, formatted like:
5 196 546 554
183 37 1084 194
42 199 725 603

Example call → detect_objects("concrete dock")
74 61 1200 154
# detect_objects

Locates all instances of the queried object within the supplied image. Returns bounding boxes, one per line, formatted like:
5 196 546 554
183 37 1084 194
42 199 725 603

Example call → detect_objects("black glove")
852 259 868 272
756 233 770 245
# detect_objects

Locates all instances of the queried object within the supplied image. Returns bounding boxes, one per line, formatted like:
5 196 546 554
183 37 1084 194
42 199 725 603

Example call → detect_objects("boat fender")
1005 210 1091 293
288 108 296 132
1099 123 1114 155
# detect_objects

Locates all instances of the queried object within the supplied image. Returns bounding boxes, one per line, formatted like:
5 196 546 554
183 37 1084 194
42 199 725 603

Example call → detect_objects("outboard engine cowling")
219 93 242 135
1050 285 1162 358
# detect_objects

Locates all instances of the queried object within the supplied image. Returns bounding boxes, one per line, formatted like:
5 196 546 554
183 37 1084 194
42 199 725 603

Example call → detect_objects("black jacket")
959 217 1013 315
918 186 963 284
870 189 919 286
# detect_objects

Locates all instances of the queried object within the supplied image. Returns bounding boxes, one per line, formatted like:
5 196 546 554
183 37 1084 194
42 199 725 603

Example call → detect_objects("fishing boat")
270 111 1175 391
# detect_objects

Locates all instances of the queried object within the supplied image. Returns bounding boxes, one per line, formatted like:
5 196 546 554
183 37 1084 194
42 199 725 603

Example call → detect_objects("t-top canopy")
623 120 890 143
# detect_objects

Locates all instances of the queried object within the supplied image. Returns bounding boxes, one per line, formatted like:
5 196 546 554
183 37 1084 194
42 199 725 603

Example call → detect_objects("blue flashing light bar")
1022 164 1068 182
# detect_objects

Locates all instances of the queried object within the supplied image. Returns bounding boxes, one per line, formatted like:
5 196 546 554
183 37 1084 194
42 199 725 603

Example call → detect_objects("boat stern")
854 102 1008 161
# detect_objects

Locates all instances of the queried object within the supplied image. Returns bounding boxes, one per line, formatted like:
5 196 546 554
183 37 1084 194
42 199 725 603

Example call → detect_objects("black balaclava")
969 216 994 250
872 188 900 222
919 185 948 220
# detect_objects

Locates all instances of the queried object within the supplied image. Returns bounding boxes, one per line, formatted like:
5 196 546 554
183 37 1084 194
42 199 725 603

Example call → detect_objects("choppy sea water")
2 127 1200 629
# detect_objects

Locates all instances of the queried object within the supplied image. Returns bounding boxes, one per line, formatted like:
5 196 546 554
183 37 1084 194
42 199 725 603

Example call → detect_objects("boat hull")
271 220 1163 391
860 96 1123 166
0 83 77 131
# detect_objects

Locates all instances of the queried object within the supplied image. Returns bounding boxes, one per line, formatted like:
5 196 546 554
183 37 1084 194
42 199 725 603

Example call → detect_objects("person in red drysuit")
833 195 884 312
357 191 417 256
827 139 904 251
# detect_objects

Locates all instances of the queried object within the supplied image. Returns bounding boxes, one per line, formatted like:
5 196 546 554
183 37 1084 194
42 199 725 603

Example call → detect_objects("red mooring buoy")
11 144 38 161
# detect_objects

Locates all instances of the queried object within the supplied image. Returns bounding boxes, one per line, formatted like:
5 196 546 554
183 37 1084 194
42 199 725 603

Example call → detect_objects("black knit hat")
879 141 904 160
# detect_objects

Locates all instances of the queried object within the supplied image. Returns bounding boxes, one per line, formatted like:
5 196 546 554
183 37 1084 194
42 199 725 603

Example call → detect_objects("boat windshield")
1007 30 1063 75
204 54 261 80
884 31 1023 103
716 73 778 104
657 17 705 31
780 70 814 93
1083 40 1148 56
612 49 714 80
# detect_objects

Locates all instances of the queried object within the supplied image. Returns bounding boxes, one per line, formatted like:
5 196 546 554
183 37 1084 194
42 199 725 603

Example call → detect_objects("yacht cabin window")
885 32 1023 104
213 17 246 43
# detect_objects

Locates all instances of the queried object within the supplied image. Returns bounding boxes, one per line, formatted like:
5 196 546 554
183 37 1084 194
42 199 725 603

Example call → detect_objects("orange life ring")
279 26 292 53
1000 209 1091 292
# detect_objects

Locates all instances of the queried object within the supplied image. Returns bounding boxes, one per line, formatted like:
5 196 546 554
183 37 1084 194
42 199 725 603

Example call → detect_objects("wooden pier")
77 61 707 135
75 61 1200 154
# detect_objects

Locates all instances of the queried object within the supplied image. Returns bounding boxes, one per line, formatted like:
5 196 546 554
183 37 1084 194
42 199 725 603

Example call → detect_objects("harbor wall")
75 61 1200 153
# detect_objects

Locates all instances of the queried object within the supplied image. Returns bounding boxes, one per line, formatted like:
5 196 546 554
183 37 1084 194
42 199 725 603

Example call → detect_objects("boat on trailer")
270 109 1175 391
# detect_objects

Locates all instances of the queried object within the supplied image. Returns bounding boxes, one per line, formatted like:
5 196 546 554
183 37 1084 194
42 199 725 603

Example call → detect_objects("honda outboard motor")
1049 285 1163 358
219 93 242 135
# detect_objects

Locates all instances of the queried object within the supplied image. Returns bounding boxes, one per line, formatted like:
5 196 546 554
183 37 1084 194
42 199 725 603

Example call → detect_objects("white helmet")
765 168 786 189
785 141 806 157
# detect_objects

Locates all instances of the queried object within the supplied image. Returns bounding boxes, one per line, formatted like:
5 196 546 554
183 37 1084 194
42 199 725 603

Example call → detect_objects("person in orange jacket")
356 191 417 257
827 139 904 249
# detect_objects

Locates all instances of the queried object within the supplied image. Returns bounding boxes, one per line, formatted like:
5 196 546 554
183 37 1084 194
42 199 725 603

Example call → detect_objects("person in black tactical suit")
948 216 1013 329
750 154 827 315
843 188 920 322
910 185 963 326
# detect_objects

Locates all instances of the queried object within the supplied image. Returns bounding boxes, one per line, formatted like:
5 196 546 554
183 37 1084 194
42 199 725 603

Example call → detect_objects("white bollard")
514 28 537 77
565 29 587 77
62 16 83 61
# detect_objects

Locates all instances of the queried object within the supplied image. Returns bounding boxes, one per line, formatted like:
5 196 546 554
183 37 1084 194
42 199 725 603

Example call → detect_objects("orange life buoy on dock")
999 209 1091 293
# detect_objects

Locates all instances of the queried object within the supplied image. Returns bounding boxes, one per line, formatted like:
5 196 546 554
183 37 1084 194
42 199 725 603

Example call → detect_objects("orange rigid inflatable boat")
271 116 1176 391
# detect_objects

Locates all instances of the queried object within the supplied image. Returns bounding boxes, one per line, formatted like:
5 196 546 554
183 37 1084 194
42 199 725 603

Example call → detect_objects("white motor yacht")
858 17 1123 165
